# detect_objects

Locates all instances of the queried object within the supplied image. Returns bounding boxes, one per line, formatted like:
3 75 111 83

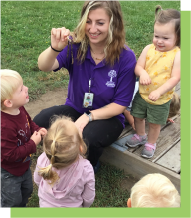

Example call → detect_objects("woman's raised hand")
51 27 70 51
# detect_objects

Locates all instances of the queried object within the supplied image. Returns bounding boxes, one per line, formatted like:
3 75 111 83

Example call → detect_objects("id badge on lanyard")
83 79 94 109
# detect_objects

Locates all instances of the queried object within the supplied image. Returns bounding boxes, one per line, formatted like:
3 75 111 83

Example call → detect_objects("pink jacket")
34 152 95 207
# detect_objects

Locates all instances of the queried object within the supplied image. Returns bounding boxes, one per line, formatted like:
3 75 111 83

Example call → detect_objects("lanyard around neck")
89 78 91 93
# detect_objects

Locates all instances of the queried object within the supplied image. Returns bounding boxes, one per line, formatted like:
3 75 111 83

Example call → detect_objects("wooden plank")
176 89 180 96
152 138 180 162
156 141 181 173
100 146 180 193
175 82 180 96
118 125 132 139
133 115 180 161
117 114 179 154
125 117 178 153
175 82 180 92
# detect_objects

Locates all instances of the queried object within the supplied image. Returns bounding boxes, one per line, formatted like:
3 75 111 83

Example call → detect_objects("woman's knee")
33 108 50 126
33 106 63 128
83 123 122 148
83 129 99 148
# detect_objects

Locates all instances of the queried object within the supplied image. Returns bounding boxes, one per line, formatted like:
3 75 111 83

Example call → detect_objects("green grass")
1 1 180 208
1 1 180 100
92 163 130 207
1 1 82 100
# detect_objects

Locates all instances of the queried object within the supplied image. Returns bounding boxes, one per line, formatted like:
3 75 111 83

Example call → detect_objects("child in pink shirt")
34 116 95 207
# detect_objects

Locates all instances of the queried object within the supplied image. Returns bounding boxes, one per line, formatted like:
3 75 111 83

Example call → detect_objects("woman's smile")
85 8 110 46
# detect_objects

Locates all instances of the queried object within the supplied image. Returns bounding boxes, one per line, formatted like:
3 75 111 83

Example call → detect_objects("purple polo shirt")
55 43 136 128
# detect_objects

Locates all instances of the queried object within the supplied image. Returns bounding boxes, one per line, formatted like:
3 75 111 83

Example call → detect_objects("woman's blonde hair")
130 173 180 207
168 92 180 118
72 1 126 66
154 5 180 47
1 69 22 110
38 116 87 187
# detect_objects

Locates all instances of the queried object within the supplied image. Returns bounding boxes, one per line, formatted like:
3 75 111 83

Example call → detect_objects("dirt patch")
120 175 139 191
26 88 138 192
25 87 68 119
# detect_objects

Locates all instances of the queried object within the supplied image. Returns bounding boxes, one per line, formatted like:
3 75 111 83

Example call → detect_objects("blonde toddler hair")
38 116 87 187
130 173 180 207
1 69 22 110
168 92 180 118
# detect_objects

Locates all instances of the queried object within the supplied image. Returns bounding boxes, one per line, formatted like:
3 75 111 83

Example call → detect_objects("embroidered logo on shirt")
106 70 116 87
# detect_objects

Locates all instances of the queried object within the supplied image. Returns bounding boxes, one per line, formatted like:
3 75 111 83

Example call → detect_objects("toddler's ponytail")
155 5 163 18
38 140 60 187
37 115 88 187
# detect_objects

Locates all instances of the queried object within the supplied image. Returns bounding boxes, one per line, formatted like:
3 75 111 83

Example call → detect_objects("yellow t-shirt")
139 44 180 105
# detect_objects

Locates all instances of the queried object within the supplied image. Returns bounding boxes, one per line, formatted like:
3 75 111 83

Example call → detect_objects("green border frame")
180 9 191 218
10 10 191 218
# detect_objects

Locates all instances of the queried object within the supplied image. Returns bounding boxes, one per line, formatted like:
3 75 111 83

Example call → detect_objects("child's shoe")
126 134 147 148
141 142 156 158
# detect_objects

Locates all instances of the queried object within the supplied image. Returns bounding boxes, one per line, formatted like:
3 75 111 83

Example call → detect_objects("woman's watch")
84 111 93 122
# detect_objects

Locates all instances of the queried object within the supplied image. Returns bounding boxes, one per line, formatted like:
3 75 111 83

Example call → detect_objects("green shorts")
130 92 171 125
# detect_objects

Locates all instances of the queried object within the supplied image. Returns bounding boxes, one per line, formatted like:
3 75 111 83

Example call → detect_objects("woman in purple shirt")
34 1 136 173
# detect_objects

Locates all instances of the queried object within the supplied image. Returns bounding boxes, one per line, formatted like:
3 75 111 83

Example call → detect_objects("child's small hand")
38 128 47 138
140 71 151 85
148 90 161 101
31 131 42 145
167 118 174 123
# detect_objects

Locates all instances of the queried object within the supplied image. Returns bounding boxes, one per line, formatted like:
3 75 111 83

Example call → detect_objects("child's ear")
79 145 83 153
127 198 131 207
3 99 13 108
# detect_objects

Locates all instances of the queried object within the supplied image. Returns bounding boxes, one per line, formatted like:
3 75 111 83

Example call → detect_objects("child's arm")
124 110 135 130
33 155 44 187
135 44 152 85
149 51 180 101
82 164 95 207
34 168 41 187
1 128 41 162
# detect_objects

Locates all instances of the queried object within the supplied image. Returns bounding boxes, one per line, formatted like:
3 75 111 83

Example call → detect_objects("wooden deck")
100 83 181 193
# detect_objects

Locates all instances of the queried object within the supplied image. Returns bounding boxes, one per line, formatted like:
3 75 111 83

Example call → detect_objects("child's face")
11 81 29 108
153 21 177 52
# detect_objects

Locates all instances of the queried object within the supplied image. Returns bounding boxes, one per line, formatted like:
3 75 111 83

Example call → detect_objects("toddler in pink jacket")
34 116 95 207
